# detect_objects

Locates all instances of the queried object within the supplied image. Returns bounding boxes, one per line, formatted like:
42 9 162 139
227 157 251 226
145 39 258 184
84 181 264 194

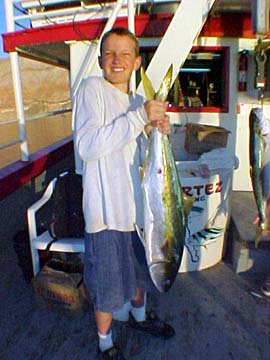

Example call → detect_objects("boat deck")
1 203 270 359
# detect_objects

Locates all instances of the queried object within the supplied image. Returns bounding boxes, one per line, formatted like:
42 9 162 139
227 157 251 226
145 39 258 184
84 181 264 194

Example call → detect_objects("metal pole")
10 52 29 161
4 0 29 161
127 0 136 93
71 0 125 99
5 0 15 31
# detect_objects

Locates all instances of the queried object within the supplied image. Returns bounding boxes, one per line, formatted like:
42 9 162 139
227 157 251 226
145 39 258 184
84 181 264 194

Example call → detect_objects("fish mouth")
149 261 179 293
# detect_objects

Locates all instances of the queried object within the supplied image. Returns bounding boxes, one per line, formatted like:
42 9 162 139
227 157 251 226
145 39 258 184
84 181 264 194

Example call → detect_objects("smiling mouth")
112 67 124 72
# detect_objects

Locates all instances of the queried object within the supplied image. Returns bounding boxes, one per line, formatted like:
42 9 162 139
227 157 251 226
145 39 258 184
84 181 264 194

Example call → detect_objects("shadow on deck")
1 190 270 360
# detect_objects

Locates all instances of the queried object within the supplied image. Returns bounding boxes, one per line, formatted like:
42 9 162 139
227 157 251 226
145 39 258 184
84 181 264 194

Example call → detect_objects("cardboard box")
32 258 89 316
184 123 230 154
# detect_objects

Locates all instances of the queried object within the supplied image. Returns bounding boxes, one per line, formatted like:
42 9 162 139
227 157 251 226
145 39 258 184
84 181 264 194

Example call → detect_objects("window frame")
139 45 230 113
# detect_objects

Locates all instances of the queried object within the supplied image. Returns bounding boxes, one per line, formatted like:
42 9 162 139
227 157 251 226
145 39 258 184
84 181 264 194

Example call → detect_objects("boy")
74 27 174 360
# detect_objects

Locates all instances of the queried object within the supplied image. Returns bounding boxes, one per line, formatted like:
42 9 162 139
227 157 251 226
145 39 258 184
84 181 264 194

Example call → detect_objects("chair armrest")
27 178 57 240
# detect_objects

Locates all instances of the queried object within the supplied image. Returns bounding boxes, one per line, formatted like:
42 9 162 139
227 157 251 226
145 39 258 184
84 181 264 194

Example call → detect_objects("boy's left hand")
154 115 171 134
145 115 171 136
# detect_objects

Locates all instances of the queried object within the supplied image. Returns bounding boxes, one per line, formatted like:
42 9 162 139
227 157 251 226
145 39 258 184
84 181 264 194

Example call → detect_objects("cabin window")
138 46 229 113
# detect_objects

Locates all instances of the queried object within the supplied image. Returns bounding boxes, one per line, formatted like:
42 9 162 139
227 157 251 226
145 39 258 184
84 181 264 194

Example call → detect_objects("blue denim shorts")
83 230 156 312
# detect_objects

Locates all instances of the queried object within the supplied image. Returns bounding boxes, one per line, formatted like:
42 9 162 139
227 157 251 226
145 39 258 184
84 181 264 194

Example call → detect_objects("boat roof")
2 1 255 68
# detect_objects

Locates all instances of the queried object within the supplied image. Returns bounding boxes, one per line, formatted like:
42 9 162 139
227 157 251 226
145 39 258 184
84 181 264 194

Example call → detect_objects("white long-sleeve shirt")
74 76 148 233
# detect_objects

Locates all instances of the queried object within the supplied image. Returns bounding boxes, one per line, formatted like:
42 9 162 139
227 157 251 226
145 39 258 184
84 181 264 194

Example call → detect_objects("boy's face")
99 34 141 93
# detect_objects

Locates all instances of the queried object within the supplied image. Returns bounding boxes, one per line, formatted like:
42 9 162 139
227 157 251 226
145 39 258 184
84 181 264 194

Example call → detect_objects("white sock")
98 330 113 352
130 303 146 322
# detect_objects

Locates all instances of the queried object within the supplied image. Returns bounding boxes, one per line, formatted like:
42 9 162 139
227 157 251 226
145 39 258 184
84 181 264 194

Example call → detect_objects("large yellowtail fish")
249 107 270 247
139 66 186 292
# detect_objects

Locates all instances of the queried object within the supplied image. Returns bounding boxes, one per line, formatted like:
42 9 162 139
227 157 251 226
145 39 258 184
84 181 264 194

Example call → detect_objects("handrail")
0 108 72 151
0 140 21 151
4 0 150 30
0 108 72 125
3 0 137 162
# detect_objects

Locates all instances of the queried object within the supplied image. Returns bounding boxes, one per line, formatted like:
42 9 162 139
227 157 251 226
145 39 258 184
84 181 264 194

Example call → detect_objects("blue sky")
0 0 8 58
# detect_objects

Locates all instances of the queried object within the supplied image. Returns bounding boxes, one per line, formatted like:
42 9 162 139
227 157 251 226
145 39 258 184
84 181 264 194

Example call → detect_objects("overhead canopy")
2 1 256 67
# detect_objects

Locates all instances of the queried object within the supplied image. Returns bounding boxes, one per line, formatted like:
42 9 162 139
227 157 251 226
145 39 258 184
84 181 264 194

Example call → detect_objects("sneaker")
128 310 175 339
98 345 127 360
261 275 270 297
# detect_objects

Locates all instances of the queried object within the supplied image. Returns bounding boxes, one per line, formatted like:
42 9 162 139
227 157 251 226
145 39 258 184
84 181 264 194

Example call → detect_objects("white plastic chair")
27 174 85 276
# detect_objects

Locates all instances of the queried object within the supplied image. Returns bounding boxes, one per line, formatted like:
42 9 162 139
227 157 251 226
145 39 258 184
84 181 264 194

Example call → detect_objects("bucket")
177 161 233 272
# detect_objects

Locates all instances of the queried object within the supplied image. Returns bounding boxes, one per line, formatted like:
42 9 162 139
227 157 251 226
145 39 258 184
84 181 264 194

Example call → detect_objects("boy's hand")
144 100 168 122
144 100 170 136
155 115 171 134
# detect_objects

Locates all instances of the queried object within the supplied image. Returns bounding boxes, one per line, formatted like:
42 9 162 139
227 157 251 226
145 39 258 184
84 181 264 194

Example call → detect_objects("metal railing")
2 0 137 161
0 108 72 151
4 0 157 30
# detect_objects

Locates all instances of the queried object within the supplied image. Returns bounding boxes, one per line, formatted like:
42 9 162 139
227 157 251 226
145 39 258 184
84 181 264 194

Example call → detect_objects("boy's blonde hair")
100 27 140 56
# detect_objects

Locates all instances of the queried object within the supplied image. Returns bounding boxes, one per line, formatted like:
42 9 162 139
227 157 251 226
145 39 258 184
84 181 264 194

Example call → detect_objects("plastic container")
177 161 233 272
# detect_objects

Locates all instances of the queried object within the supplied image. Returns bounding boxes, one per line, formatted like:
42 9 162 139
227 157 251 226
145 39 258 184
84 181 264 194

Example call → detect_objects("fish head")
149 261 179 293
250 108 270 142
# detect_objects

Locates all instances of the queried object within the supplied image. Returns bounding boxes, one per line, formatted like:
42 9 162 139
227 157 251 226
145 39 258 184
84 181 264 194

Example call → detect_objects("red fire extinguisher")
238 50 248 92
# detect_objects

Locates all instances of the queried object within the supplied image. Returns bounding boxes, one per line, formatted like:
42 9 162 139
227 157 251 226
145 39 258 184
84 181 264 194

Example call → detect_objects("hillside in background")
0 57 72 168
0 57 71 122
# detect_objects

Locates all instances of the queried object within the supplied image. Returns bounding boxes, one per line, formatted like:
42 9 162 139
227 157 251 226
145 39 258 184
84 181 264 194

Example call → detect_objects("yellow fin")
140 67 155 100
183 193 195 216
140 65 173 102
155 64 173 102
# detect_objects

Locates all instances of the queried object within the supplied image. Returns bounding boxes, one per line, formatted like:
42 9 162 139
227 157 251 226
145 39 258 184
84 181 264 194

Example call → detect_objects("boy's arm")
74 79 148 161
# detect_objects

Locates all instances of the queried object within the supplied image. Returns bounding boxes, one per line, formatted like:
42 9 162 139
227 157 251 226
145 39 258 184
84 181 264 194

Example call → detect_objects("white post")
4 0 29 161
71 0 125 99
127 0 136 93
10 53 29 161
136 0 216 96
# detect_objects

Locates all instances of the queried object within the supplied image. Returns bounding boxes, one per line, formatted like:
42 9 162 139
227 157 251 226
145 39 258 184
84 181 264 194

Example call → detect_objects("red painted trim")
2 14 171 52
2 13 256 53
0 136 73 201
201 13 255 38
168 106 228 113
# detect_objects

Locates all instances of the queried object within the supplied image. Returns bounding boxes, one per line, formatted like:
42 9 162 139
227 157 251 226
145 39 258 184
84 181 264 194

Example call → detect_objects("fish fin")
134 224 145 245
183 193 195 216
140 67 155 100
155 64 173 102
139 166 144 180
160 238 169 255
